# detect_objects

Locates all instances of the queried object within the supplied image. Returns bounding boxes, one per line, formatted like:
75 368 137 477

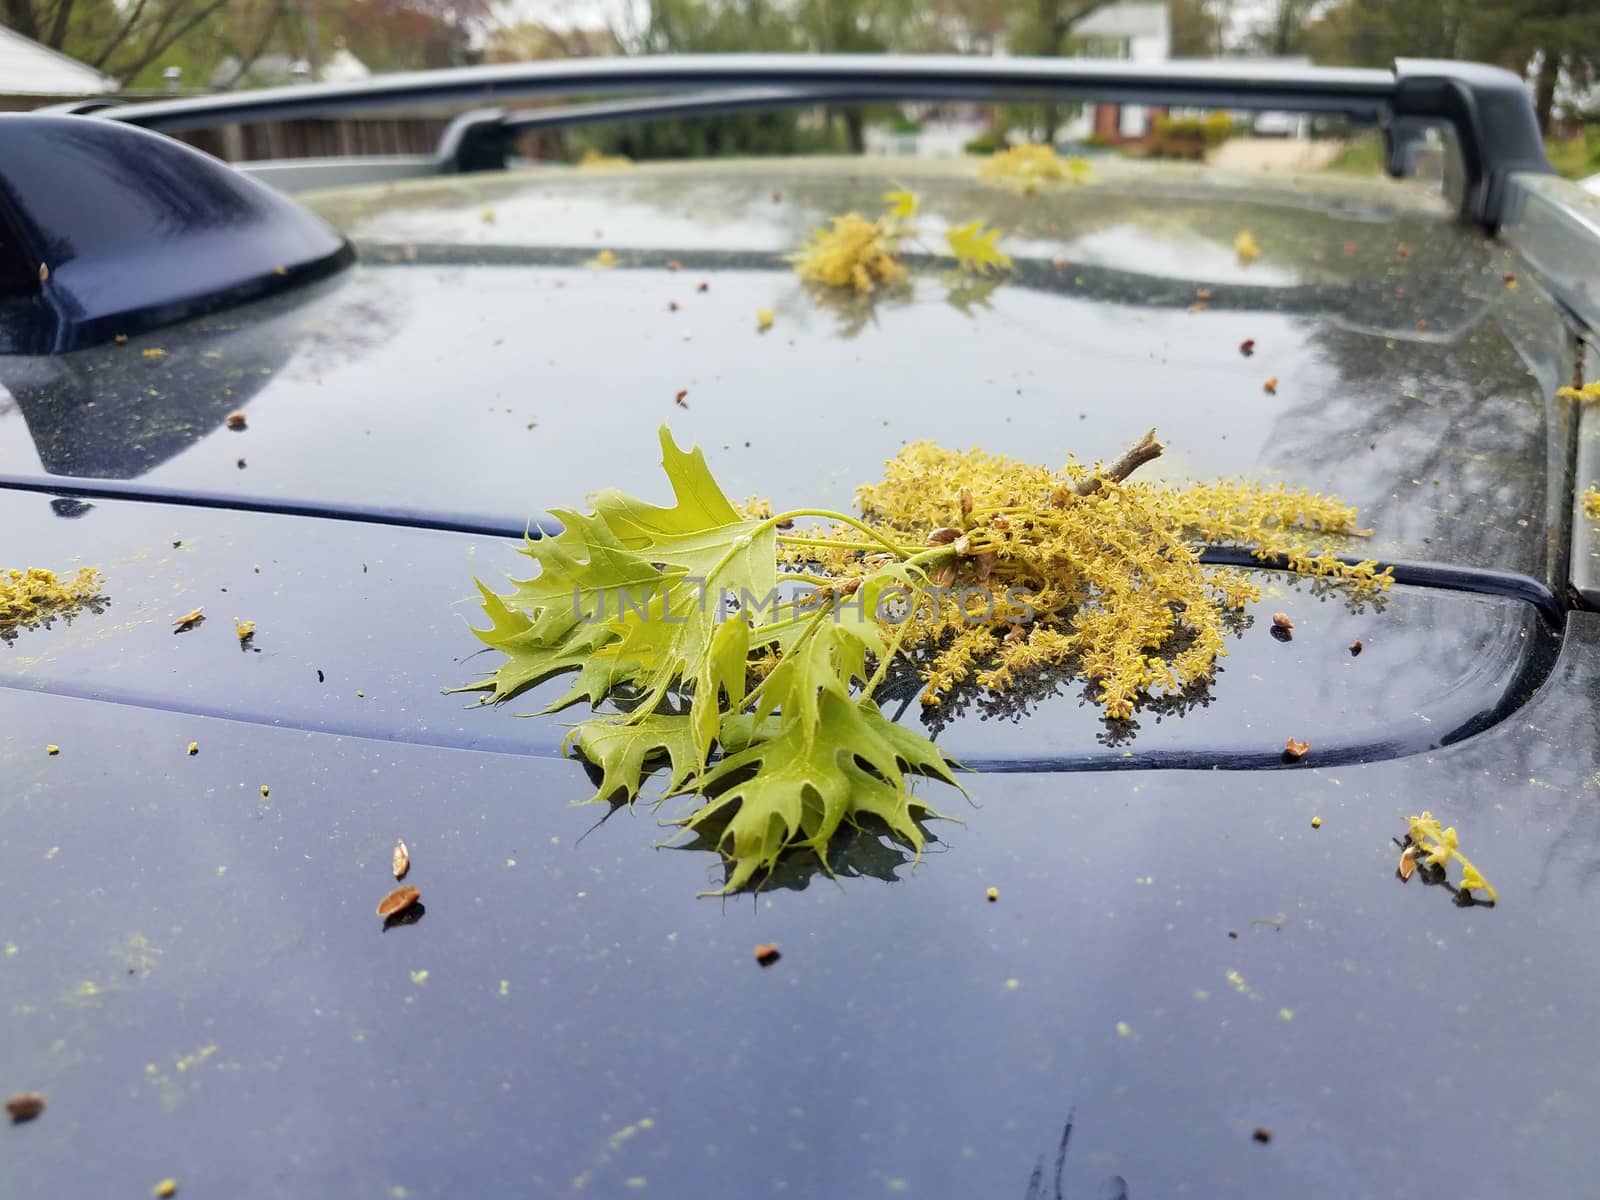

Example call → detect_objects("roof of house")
211 46 372 90
0 24 116 95
1074 1 1172 41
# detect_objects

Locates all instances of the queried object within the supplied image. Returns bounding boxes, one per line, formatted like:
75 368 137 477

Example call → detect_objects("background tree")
1004 0 1111 140
1168 0 1223 58
321 0 484 71
1 0 490 86
6 0 237 85
1303 0 1600 132
1246 0 1323 56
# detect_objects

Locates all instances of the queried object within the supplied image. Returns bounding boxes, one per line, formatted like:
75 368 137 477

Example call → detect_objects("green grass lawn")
1322 136 1385 175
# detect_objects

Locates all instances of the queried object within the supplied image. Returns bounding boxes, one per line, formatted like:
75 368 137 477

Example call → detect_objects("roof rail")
92 55 1549 227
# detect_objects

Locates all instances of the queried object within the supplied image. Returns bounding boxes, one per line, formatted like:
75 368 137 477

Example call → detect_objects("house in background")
1060 1 1172 145
210 40 371 91
865 1 1174 157
0 23 116 110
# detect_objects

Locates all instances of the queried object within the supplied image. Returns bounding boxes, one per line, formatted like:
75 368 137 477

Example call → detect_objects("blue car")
3 56 1599 1199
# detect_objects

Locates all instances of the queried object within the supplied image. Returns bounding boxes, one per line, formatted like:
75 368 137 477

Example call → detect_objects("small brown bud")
377 886 421 919
925 527 961 546
7 1093 45 1122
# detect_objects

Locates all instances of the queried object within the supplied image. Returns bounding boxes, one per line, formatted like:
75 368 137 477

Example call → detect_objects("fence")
2 91 450 163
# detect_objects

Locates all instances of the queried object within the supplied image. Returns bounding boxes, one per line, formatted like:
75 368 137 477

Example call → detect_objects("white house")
864 1 1174 156
1061 1 1173 142
0 24 117 101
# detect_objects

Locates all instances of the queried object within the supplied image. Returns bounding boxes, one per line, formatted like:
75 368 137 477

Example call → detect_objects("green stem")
902 545 956 571
771 509 912 558
775 536 879 552
741 595 837 708
864 616 910 700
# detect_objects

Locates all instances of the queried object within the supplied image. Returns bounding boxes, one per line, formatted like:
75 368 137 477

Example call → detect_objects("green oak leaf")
677 619 960 893
462 426 962 894
567 714 702 804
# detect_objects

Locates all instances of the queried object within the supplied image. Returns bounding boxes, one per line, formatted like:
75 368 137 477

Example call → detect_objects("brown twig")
1074 428 1164 496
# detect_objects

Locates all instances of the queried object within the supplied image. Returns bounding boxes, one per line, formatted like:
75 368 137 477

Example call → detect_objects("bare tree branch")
1047 0 1111 45
4 0 41 41
89 0 152 70
215 0 289 90
110 0 233 85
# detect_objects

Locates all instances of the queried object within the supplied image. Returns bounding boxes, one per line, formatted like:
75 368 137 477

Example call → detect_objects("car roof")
3 157 1565 581
0 156 1566 763
5 77 1599 1199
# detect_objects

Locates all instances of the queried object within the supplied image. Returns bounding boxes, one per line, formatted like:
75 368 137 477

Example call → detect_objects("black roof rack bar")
95 54 1551 227
498 85 857 135
104 56 1398 131
227 94 845 191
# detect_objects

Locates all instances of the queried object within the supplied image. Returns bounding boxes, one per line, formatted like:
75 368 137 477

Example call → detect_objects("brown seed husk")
377 886 421 918
392 840 410 881
6 1092 45 1122
753 943 781 967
